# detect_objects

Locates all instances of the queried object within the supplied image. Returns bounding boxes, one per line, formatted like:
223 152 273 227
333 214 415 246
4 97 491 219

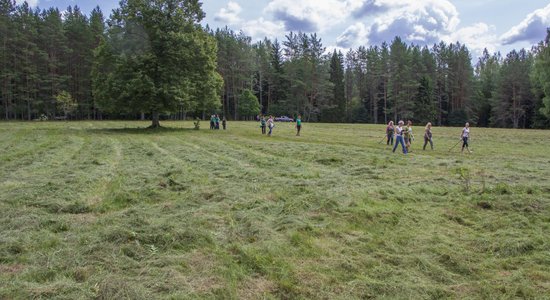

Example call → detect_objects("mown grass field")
1 121 549 299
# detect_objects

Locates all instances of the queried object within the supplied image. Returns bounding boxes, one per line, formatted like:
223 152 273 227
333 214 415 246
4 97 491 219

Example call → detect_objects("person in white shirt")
267 116 274 136
461 122 471 153
392 120 407 154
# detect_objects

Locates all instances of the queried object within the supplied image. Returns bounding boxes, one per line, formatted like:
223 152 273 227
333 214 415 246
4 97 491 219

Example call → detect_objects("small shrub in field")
495 182 511 195
453 166 471 192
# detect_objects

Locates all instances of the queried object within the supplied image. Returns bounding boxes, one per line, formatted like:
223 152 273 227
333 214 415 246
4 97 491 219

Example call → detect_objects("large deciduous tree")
92 0 222 128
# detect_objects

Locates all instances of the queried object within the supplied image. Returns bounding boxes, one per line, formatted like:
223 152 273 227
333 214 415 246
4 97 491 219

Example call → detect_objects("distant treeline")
1 1 550 128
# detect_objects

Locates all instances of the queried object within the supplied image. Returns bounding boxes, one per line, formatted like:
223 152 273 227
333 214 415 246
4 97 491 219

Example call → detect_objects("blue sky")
20 0 550 59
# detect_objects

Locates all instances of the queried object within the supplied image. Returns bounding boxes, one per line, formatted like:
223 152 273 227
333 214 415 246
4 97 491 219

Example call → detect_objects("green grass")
1 121 549 299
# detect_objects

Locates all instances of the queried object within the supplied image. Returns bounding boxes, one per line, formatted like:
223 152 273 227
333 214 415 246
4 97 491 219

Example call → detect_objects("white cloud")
501 3 550 45
337 23 370 48
214 1 243 25
357 0 460 45
443 23 499 56
15 0 39 7
241 18 286 41
264 0 357 33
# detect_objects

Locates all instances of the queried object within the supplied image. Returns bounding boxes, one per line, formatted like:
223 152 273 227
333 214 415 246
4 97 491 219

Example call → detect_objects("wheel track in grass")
150 137 301 245
0 128 85 232
0 127 30 156
0 134 86 197
202 132 503 196
178 134 387 191
151 137 262 183
200 133 373 171
0 129 72 171
154 136 268 177
75 135 124 207
172 135 375 212
136 137 248 244
189 131 493 193
178 134 333 177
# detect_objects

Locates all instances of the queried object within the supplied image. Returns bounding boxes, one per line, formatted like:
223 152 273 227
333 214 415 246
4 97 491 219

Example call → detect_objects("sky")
18 0 550 60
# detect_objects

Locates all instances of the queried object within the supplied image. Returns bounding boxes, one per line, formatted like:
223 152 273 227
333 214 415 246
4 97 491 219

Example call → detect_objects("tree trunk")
151 111 160 128
384 78 387 124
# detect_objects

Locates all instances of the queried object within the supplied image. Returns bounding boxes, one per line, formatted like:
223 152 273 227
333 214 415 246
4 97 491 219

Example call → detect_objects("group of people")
385 120 471 154
259 115 302 136
208 113 471 154
209 114 227 130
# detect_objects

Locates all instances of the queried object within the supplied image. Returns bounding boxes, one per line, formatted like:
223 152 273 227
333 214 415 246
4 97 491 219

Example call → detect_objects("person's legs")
423 137 428 150
391 135 394 146
394 136 405 153
429 138 433 150
387 134 391 145
462 137 468 152
392 136 399 152
296 126 301 136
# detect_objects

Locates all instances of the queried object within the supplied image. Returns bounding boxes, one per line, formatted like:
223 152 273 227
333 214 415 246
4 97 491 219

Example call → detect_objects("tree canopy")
92 0 222 127
0 0 549 129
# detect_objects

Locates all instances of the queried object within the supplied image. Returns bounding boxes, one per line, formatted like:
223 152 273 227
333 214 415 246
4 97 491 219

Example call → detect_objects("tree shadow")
86 126 199 135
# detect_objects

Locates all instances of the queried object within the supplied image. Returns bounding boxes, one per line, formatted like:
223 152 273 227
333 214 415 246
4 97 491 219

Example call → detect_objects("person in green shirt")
404 120 414 152
214 114 220 130
295 115 302 136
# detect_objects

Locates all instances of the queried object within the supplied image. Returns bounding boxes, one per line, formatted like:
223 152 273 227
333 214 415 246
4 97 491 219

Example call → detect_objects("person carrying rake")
386 121 395 146
404 120 414 152
392 120 407 154
461 122 471 154
423 122 433 150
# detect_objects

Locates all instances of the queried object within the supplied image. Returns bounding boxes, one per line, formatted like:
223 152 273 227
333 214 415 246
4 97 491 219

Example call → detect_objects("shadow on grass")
86 126 199 135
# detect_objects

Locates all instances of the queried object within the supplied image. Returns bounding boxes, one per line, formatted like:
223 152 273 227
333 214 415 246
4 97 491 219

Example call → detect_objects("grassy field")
1 121 549 299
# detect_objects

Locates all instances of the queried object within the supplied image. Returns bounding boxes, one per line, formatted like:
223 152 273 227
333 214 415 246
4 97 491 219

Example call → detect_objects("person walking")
392 120 407 154
404 120 414 152
296 115 302 136
386 121 395 146
222 117 227 130
215 114 220 130
461 122 471 154
260 116 267 134
267 115 274 136
210 114 215 130
423 122 433 150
